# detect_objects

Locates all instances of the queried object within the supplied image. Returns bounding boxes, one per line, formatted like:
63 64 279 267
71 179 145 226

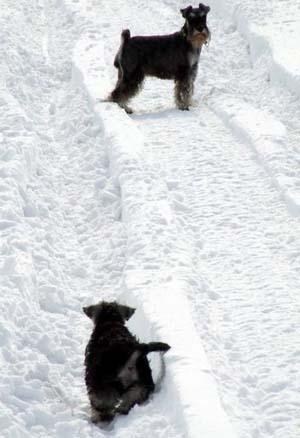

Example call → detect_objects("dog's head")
83 301 136 325
181 4 211 46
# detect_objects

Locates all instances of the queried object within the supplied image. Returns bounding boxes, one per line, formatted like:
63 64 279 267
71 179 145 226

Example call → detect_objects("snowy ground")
1 0 300 438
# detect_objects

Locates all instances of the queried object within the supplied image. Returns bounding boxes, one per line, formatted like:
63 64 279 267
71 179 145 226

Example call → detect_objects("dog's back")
84 320 139 390
115 28 188 80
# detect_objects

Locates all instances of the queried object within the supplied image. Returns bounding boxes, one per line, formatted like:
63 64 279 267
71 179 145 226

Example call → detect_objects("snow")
1 0 300 438
211 96 300 214
74 37 236 437
209 0 300 95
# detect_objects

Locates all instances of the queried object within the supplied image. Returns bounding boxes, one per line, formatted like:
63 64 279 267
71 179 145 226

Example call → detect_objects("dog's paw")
91 410 115 423
123 104 133 114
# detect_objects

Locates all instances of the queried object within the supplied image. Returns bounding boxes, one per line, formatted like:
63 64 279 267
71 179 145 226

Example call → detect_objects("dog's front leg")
174 66 198 110
89 389 120 423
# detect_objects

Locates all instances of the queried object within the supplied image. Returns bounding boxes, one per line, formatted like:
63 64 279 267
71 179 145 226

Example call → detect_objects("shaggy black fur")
109 3 211 113
83 301 170 423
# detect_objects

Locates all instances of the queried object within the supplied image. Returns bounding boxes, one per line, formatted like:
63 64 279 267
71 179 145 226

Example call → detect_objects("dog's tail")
139 342 171 355
121 29 131 43
154 351 167 393
113 29 131 69
138 343 170 392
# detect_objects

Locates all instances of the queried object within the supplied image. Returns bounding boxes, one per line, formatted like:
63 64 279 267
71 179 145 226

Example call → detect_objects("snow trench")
209 0 300 96
72 36 237 438
203 0 300 216
210 97 300 215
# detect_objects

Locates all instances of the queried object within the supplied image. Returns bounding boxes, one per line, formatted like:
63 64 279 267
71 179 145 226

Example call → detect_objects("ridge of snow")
72 36 237 438
209 0 300 96
210 96 300 215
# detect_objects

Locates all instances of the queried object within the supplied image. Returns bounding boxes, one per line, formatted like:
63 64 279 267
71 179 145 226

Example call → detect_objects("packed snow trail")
67 1 300 438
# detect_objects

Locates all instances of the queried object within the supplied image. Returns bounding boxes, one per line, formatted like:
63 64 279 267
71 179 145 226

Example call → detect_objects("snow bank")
209 0 300 96
73 36 237 438
211 96 300 215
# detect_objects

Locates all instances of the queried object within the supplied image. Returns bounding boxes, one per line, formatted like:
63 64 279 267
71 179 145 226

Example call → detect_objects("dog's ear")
180 6 193 18
117 304 136 321
83 305 96 319
199 4 210 14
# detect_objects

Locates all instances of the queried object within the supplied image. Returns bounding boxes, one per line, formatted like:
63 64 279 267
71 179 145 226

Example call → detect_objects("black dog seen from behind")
83 301 170 423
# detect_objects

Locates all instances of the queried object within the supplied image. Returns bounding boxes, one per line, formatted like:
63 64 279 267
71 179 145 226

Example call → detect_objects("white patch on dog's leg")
117 384 149 414
118 350 140 389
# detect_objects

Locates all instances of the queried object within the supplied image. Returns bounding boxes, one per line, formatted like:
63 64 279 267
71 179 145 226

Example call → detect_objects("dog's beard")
189 31 209 48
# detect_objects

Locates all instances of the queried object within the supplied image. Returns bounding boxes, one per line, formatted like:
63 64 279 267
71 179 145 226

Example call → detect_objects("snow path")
69 1 300 438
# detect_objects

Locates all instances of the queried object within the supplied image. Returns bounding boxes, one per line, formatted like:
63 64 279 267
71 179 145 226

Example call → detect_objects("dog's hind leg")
108 29 143 113
117 383 150 415
109 70 144 114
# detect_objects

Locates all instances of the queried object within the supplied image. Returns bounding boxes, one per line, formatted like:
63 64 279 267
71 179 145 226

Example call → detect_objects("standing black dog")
83 301 170 423
109 3 211 113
